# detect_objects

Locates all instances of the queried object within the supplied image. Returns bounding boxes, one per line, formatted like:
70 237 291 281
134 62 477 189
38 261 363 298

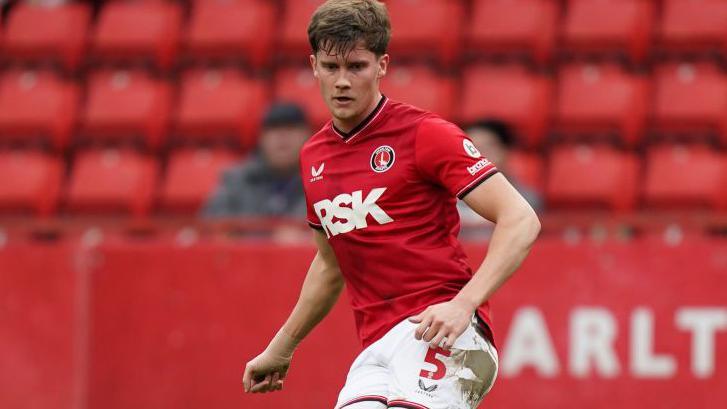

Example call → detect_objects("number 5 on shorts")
419 346 451 380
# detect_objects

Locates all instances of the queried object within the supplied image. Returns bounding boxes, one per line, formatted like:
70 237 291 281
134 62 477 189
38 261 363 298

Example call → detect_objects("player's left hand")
409 299 475 349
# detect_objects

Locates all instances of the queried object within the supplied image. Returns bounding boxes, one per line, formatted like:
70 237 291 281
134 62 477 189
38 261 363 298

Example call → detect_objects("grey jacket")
201 154 307 218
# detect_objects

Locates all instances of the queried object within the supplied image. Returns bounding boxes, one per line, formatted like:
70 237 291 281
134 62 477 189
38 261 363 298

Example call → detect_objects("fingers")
408 313 423 323
422 321 442 343
249 374 273 393
270 372 281 392
414 315 433 340
429 330 448 349
242 364 253 393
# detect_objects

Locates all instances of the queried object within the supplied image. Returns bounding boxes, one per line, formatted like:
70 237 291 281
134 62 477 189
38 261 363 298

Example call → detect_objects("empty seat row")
546 144 727 211
0 144 724 217
2 63 726 150
2 0 727 71
0 148 239 217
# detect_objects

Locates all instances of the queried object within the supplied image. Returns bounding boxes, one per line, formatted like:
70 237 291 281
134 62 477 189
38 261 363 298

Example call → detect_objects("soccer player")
242 1 541 408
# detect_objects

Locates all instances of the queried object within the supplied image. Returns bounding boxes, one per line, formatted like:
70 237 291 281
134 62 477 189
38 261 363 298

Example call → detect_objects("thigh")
335 348 390 409
387 319 499 409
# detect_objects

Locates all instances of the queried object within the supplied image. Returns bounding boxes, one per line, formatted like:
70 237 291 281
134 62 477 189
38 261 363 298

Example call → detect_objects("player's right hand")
242 350 292 394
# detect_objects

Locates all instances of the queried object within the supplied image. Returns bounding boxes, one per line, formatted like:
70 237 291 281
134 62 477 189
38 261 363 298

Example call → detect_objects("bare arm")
455 173 541 309
242 230 344 393
411 173 541 348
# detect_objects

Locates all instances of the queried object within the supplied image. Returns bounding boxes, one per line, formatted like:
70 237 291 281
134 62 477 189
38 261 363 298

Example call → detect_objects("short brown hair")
308 0 391 57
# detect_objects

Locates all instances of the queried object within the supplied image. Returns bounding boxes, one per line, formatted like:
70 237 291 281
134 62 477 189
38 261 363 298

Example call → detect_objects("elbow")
528 210 542 245
519 206 541 247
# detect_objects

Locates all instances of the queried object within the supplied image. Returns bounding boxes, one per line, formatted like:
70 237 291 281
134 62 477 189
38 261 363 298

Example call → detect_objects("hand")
408 299 475 349
242 349 292 393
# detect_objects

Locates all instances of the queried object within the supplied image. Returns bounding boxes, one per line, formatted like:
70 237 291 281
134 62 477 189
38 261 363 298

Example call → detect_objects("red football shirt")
300 96 499 348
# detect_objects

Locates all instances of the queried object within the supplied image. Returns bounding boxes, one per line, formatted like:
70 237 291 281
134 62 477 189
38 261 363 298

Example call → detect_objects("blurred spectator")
459 119 543 237
202 102 310 221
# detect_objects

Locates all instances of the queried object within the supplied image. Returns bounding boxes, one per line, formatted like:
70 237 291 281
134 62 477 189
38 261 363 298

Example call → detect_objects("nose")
334 69 351 90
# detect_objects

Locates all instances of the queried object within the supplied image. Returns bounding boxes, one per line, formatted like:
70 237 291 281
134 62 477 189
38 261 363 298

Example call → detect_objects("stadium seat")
562 0 655 64
280 0 320 61
508 150 544 192
175 69 268 150
0 70 80 150
274 66 330 129
643 144 727 210
159 148 239 213
461 64 553 147
90 1 182 70
386 0 464 65
381 65 457 119
2 2 91 71
66 149 158 217
652 63 727 143
0 150 63 216
555 64 649 146
467 0 558 65
658 0 727 57
81 70 173 150
545 144 639 211
186 0 275 69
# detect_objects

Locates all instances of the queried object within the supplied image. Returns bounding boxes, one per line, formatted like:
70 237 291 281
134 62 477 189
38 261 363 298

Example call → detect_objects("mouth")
333 96 354 104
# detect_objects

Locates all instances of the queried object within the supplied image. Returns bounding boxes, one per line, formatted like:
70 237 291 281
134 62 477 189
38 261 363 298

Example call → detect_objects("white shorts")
335 316 499 409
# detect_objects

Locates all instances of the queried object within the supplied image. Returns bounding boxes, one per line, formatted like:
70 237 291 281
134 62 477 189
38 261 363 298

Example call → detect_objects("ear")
309 54 319 78
377 54 390 79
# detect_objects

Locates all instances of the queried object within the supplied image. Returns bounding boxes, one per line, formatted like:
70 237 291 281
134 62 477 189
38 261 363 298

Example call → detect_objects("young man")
243 1 541 408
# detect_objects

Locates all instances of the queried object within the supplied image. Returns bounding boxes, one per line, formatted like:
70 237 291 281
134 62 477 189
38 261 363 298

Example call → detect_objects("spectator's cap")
262 102 308 128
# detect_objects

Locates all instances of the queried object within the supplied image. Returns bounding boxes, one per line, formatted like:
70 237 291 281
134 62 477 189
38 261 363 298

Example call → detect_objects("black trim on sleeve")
308 221 324 231
456 170 500 199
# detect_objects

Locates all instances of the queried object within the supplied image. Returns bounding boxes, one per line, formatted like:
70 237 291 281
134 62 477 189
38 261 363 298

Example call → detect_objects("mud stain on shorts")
449 347 496 408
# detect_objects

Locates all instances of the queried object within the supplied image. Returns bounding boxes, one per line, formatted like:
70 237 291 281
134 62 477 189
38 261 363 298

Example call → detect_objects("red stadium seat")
644 144 727 210
562 0 655 63
186 0 275 69
555 64 649 146
66 149 158 216
280 0 320 61
659 0 727 57
0 150 63 216
274 66 330 129
461 64 553 147
160 148 239 213
386 0 464 65
91 1 182 70
82 70 173 150
0 70 80 150
381 65 457 119
545 144 639 211
508 150 544 192
175 69 268 149
468 0 558 65
3 3 91 71
652 63 727 143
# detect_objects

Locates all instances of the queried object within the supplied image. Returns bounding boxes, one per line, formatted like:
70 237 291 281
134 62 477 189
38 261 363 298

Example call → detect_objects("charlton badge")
370 145 395 173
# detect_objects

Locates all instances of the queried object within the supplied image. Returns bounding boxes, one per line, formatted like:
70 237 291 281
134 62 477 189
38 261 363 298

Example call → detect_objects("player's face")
310 44 388 131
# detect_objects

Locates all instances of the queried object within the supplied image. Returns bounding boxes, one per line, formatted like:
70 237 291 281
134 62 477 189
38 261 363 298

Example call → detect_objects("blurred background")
0 0 725 408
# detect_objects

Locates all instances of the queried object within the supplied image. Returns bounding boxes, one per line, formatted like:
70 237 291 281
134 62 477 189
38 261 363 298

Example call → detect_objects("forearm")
454 208 540 311
279 251 344 343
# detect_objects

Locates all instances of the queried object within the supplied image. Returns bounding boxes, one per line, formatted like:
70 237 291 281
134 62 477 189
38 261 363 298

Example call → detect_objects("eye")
350 63 364 70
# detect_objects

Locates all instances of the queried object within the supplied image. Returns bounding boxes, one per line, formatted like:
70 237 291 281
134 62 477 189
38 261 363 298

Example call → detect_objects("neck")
333 92 383 134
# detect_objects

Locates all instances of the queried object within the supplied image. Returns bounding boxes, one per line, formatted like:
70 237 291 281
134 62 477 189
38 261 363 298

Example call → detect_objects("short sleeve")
415 117 499 199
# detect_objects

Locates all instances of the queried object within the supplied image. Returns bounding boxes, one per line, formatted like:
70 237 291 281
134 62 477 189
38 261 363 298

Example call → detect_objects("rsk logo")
313 188 393 237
